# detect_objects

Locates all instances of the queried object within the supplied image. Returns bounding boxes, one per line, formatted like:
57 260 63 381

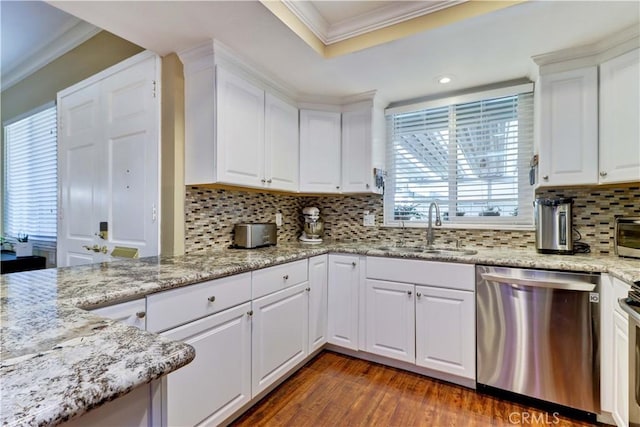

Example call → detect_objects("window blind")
4 104 57 244
385 91 534 227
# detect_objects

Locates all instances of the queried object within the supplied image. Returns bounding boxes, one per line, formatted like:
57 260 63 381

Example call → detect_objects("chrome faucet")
427 201 442 247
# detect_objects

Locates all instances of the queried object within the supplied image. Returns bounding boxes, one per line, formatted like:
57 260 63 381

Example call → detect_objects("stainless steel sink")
373 246 477 255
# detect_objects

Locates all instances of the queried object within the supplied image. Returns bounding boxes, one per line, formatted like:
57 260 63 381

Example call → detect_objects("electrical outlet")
275 212 283 227
363 211 375 227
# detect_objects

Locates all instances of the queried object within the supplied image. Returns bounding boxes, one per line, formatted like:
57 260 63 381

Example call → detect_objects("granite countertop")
1 242 639 426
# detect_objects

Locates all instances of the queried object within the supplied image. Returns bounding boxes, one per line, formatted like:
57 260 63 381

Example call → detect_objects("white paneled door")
57 52 160 266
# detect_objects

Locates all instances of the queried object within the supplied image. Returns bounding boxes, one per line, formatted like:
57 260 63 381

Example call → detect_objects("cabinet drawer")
252 259 308 299
147 273 251 333
91 298 147 330
366 257 475 291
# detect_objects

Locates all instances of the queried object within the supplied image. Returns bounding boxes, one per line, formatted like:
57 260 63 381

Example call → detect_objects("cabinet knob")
542 175 549 181
261 179 266 183
247 310 253 317
135 311 146 319
600 171 607 177
283 274 289 280
207 296 216 303
306 287 311 292
365 184 370 189
351 262 356 267
407 290 412 296
416 292 422 298
336 186 340 190
267 179 272 183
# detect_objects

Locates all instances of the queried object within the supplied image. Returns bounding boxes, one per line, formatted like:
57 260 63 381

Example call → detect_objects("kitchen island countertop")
1 242 638 426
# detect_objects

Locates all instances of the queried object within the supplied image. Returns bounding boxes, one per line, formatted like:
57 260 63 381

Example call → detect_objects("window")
3 103 57 245
385 85 534 228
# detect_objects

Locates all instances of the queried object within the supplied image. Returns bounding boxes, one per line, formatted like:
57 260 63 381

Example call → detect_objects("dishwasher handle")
481 273 596 292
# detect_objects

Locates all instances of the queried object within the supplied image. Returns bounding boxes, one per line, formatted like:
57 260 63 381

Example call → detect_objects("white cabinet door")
539 66 598 186
308 254 328 353
161 302 252 427
340 105 385 194
57 52 160 266
600 48 640 184
415 286 475 380
342 108 373 193
299 110 342 193
252 283 309 396
327 254 360 350
365 279 415 363
265 93 299 192
216 66 265 188
612 309 629 427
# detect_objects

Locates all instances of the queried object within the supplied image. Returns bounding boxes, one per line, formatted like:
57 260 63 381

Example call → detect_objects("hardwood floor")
231 351 597 427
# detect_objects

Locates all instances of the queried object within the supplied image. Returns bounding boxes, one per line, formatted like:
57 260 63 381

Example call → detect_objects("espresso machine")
299 206 324 244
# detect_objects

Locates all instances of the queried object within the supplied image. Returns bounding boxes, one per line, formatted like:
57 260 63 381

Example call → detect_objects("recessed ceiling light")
438 76 452 84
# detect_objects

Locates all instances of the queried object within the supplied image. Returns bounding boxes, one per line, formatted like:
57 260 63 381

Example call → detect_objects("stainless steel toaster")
233 223 277 248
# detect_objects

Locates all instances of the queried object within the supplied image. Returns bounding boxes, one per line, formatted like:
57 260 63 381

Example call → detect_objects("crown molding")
533 24 640 75
1 21 100 91
282 0 467 46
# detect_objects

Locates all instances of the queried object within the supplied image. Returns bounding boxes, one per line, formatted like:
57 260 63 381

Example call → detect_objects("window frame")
383 83 535 230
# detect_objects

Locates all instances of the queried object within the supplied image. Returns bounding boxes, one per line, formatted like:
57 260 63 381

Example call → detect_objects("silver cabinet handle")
135 311 146 319
407 290 412 296
351 262 356 267
600 171 607 177
247 310 253 317
542 175 549 180
416 292 422 298
283 275 289 280
208 296 216 302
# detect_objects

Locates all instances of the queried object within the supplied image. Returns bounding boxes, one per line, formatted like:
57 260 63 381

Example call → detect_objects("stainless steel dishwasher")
476 265 600 415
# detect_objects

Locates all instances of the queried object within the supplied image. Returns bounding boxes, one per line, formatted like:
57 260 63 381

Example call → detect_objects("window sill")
383 221 535 232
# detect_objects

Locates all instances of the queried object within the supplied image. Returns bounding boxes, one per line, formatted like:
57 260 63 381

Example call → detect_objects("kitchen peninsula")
1 243 639 426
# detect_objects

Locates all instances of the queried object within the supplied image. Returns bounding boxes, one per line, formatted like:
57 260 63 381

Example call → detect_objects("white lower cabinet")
160 302 252 427
327 254 361 350
365 279 415 363
612 309 629 427
362 257 476 385
415 285 475 379
252 282 309 396
308 254 328 353
64 299 153 427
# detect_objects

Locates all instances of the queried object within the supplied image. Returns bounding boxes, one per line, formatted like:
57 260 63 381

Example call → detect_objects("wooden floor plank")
231 351 597 427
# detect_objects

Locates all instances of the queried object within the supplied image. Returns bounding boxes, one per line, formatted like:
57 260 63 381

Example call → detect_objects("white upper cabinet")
180 43 299 191
265 93 299 191
341 103 385 194
599 48 640 184
216 67 265 188
299 109 342 193
539 66 599 186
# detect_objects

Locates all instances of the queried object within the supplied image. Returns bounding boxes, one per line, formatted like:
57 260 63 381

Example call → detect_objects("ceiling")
0 1 98 90
13 1 640 104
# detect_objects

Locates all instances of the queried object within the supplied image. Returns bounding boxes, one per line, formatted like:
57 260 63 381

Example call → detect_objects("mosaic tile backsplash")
184 184 640 255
